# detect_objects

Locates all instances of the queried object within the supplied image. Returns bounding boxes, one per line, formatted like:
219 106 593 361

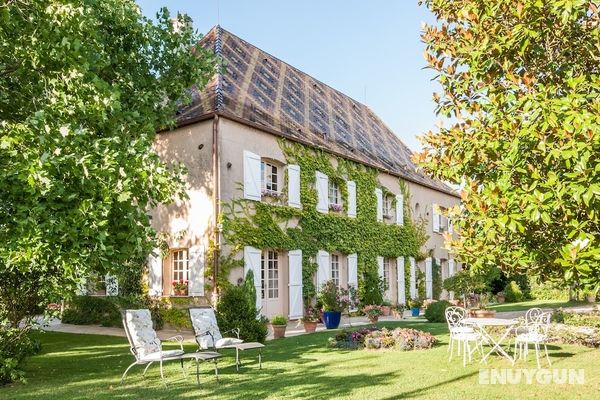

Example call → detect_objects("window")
172 249 189 281
261 250 279 299
331 254 340 287
383 258 390 288
383 195 393 218
328 181 341 207
261 161 278 194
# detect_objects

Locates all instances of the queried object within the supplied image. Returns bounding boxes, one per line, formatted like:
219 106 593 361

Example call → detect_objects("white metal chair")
514 312 552 369
121 309 220 386
189 307 265 371
445 306 482 367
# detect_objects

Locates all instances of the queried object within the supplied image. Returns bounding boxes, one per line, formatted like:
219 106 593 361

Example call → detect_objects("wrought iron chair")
445 306 482 367
514 311 552 369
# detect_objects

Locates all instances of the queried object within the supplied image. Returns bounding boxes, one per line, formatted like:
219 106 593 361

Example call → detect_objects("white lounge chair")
189 307 265 371
121 309 221 386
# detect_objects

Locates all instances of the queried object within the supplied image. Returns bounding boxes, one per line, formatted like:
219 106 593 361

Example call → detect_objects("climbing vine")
220 140 427 304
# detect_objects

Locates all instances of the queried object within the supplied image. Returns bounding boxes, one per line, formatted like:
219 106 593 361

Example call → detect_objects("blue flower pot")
411 307 420 317
323 311 342 329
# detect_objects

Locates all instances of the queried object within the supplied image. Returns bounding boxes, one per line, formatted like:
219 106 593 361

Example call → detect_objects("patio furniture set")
121 307 264 386
446 306 552 368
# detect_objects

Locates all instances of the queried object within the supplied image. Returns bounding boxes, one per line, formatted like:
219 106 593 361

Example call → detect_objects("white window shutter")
375 188 383 221
448 259 455 276
347 253 358 311
397 257 406 305
432 204 440 233
243 150 261 201
147 249 163 297
347 181 357 218
377 256 384 280
409 257 417 299
315 171 329 213
105 274 118 296
395 194 404 225
288 250 303 319
287 164 301 208
425 257 433 299
347 253 358 289
187 246 204 296
316 250 330 291
244 246 262 312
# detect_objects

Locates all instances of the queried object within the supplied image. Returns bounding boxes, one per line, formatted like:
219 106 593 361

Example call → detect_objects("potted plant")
270 315 288 339
408 298 423 317
380 300 392 316
391 305 406 319
317 280 350 329
172 279 188 296
473 293 496 318
300 306 320 333
363 305 383 324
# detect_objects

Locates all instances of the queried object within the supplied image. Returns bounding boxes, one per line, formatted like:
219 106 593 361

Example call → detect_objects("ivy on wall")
219 140 428 303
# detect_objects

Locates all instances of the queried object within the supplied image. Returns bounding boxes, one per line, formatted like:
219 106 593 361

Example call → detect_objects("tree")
417 1 599 287
0 0 215 330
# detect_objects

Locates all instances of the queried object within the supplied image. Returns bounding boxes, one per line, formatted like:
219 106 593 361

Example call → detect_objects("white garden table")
463 317 517 365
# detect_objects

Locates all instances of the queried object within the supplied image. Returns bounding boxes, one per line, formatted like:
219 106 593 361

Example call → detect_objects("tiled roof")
177 26 457 196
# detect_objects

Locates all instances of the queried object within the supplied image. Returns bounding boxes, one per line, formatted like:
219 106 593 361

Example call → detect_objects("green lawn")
2 322 599 399
488 299 588 313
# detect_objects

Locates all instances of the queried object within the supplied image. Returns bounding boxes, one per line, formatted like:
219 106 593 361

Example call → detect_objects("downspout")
211 25 224 305
212 113 220 305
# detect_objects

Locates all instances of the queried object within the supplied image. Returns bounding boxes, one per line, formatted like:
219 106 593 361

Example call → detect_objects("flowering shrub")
318 280 351 312
328 327 378 349
328 327 436 351
300 305 321 323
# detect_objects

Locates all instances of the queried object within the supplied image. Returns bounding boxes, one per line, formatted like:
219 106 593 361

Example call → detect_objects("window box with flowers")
328 180 344 214
172 279 188 296
261 188 285 204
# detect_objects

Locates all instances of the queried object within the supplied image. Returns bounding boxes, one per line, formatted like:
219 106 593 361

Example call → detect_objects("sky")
136 0 441 151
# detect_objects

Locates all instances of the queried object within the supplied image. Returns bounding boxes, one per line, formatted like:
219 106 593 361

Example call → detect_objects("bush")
552 309 600 328
359 270 384 307
547 324 600 348
216 271 268 343
61 295 161 328
270 315 287 325
62 296 122 327
0 328 41 385
159 308 192 329
503 281 524 303
424 300 451 323
530 281 569 301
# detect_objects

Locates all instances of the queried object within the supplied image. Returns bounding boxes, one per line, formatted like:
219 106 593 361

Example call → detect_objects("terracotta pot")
272 324 287 339
381 306 391 316
474 309 496 318
303 321 318 333
392 310 404 319
368 315 379 324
